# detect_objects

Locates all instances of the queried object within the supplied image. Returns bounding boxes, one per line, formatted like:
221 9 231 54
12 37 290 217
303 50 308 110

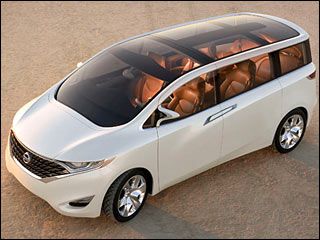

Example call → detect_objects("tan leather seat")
230 39 272 84
257 33 302 74
166 55 196 75
218 38 272 85
258 33 277 43
135 74 164 105
279 45 302 73
133 52 165 105
198 42 217 59
216 38 260 58
167 77 205 117
253 55 272 84
220 60 256 100
215 35 302 87
148 51 167 68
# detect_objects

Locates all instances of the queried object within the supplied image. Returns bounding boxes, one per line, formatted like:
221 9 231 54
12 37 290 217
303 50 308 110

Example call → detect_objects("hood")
12 93 125 161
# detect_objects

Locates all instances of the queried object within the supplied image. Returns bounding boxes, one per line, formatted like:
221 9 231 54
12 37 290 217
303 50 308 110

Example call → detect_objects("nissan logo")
22 152 32 164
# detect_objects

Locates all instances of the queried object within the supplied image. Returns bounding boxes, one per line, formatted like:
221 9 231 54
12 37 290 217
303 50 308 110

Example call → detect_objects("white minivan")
6 12 317 222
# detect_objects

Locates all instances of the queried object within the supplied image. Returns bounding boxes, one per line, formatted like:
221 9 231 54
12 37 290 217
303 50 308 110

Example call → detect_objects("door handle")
204 104 237 126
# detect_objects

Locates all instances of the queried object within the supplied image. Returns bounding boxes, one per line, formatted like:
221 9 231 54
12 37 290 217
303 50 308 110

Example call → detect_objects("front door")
157 74 224 191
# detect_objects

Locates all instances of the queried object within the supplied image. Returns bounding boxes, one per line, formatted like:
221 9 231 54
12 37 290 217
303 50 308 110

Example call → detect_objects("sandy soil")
1 1 319 239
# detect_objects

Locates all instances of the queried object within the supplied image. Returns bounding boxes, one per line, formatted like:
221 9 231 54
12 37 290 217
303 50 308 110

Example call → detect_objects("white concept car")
6 13 317 222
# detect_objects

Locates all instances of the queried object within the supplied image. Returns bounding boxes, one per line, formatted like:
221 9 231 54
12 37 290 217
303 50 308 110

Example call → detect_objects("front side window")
279 43 308 75
161 72 216 118
217 53 273 101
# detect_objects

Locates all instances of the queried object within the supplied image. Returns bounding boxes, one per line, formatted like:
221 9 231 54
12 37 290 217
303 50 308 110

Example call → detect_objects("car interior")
129 51 200 108
57 14 305 128
128 28 303 119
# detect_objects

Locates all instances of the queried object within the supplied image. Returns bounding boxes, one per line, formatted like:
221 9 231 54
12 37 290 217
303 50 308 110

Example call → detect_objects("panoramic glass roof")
153 14 299 66
56 14 300 127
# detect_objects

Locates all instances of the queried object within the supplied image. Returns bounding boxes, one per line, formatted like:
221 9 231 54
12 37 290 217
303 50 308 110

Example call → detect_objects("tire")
102 169 148 222
273 108 307 153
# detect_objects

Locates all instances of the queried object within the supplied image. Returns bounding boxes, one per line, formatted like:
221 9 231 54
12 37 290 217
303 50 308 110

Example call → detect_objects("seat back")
167 77 205 117
278 45 303 74
219 60 256 100
134 52 165 104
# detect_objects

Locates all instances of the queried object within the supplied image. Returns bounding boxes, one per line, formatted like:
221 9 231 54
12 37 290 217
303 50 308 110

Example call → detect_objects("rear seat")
219 60 256 100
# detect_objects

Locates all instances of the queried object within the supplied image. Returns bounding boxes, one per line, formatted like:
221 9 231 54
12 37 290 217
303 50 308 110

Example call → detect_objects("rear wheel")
274 109 307 153
102 169 148 222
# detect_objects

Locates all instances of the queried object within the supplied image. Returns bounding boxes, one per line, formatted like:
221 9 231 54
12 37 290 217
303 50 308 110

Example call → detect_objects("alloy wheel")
279 114 304 149
117 175 146 217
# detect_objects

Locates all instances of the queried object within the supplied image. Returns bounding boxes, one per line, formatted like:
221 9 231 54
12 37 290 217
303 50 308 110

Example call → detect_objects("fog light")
69 196 94 207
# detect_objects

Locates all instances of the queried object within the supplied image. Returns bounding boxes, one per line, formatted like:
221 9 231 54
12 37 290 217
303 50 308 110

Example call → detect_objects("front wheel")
102 169 148 222
274 109 307 153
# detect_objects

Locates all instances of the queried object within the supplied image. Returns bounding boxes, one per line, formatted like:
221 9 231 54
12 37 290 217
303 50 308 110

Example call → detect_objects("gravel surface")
1 1 319 239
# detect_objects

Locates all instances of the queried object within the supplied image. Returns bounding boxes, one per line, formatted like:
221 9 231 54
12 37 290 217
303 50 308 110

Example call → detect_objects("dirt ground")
1 1 319 239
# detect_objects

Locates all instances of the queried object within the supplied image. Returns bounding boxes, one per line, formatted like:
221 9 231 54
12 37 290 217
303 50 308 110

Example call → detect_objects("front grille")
9 131 69 178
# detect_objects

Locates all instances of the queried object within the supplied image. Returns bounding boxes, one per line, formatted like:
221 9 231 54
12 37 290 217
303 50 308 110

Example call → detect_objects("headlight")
59 158 115 173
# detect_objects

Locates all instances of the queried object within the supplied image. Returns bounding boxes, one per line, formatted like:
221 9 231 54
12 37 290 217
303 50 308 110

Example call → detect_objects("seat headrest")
237 60 256 75
257 33 278 43
185 77 205 90
148 51 166 68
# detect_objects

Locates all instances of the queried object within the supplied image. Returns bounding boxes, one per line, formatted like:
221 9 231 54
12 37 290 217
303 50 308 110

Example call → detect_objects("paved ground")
1 1 319 239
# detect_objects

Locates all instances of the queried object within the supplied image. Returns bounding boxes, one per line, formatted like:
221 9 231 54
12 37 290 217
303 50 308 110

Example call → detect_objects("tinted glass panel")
56 38 200 127
162 72 216 118
217 53 273 101
157 15 299 61
56 14 300 127
279 43 307 75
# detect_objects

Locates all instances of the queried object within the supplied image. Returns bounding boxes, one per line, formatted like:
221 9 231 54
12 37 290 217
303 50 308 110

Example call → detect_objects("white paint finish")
6 144 110 217
219 80 283 162
5 13 318 218
50 12 309 130
157 104 223 190
278 63 317 126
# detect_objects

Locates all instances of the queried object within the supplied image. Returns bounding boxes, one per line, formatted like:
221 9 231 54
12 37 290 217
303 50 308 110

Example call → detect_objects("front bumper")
5 144 113 218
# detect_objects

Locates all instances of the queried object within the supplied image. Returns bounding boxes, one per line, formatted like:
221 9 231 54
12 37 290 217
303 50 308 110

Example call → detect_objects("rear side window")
216 53 274 101
279 41 311 75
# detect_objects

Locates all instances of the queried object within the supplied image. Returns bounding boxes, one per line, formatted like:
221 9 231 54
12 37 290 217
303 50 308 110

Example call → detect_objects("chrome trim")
11 131 71 171
11 154 115 183
12 155 43 181
22 152 32 164
204 104 237 126
117 175 146 217
279 114 304 149
156 105 180 127
10 131 115 183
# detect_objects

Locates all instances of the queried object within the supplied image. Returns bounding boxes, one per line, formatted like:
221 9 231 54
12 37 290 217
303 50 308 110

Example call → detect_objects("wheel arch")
296 106 308 122
109 167 154 195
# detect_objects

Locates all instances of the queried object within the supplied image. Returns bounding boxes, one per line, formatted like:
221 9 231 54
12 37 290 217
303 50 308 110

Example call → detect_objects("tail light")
307 70 316 80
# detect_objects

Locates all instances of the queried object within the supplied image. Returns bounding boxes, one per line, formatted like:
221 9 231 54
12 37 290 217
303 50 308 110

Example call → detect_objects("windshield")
56 37 200 127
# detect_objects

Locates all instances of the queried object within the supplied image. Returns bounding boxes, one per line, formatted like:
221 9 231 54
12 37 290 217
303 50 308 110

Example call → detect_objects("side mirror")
77 62 83 68
156 105 180 127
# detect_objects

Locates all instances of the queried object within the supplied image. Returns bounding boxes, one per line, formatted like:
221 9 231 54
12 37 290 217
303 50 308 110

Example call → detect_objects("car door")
215 53 282 163
156 72 224 191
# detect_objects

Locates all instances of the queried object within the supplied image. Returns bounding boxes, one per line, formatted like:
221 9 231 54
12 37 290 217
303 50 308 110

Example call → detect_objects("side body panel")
157 104 223 191
278 63 317 126
217 79 283 164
